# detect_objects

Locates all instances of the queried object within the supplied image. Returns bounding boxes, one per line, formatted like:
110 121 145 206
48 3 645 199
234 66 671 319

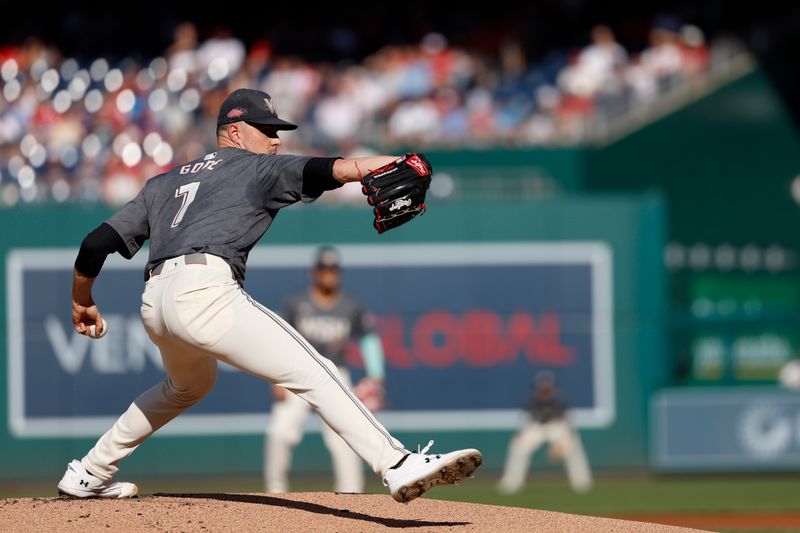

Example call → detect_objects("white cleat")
57 460 138 499
382 440 483 503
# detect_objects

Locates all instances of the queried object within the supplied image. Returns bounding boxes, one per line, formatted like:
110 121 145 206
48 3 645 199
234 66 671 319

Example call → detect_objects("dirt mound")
0 492 708 532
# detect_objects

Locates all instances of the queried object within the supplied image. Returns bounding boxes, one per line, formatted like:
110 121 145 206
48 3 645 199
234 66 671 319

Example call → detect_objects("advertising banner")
651 387 800 470
7 243 613 437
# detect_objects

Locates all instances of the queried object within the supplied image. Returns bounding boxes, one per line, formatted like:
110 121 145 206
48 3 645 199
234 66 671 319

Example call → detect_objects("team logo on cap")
264 97 276 115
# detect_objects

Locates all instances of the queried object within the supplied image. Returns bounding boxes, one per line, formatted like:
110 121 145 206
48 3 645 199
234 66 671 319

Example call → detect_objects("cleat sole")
393 450 483 504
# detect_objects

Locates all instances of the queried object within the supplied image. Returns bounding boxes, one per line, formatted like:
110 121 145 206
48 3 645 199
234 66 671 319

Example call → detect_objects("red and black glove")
361 153 432 234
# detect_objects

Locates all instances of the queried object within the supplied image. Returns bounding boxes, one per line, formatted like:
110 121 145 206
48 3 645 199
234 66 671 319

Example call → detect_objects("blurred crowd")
0 18 729 206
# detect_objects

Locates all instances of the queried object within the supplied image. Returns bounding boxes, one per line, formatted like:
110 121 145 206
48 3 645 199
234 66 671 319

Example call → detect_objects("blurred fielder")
57 88 482 503
265 245 387 493
498 371 592 494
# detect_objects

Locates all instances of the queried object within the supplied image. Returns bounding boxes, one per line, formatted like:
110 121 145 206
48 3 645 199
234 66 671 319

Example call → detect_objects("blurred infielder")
497 371 592 494
265 245 386 493
57 88 482 503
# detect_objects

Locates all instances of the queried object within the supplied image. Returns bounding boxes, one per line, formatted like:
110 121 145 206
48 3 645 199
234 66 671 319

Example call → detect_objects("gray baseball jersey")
105 147 315 283
284 290 374 366
526 390 567 424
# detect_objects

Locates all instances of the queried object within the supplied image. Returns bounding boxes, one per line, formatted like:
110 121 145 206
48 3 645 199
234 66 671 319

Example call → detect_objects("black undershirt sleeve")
74 223 127 278
302 157 343 198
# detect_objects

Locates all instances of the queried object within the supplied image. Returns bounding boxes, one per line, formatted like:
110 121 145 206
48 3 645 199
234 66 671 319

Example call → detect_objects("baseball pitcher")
57 88 482 503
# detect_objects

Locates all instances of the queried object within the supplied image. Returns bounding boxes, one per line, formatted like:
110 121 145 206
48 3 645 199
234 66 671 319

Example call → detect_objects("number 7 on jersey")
171 182 200 227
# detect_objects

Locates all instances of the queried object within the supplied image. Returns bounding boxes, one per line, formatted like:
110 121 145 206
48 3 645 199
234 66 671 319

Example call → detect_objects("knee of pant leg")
163 372 216 407
199 369 217 398
190 364 218 399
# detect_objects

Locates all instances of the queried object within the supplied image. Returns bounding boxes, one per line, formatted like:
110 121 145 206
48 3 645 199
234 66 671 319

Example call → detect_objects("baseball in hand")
88 318 108 339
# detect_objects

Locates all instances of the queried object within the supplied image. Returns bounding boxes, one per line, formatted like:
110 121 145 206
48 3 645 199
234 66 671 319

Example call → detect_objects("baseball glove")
361 153 432 234
547 440 568 462
353 378 386 412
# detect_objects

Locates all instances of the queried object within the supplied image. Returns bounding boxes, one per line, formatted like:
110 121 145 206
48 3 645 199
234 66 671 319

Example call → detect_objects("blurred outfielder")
265 245 387 493
498 371 592 494
57 87 482 503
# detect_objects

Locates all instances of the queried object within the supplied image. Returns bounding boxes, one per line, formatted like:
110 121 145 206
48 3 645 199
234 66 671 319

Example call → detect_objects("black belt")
150 253 208 277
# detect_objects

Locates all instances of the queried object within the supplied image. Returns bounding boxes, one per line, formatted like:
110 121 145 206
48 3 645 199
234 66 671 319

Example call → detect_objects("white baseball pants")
497 419 592 493
82 254 407 481
265 367 365 493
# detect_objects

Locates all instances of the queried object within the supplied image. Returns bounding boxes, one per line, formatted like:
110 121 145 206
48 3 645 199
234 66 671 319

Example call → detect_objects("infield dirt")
0 492 709 532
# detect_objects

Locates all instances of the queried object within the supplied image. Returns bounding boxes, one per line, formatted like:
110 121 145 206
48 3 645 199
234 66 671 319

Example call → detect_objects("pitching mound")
0 492 707 532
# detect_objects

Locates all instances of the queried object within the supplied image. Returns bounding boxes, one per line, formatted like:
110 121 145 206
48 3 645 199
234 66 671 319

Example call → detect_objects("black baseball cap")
217 88 297 130
313 245 341 269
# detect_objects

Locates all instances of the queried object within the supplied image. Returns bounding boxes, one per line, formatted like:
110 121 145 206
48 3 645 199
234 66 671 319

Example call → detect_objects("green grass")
426 474 800 515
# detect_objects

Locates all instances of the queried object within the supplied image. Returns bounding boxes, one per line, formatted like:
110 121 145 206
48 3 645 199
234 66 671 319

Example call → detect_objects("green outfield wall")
0 194 665 481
